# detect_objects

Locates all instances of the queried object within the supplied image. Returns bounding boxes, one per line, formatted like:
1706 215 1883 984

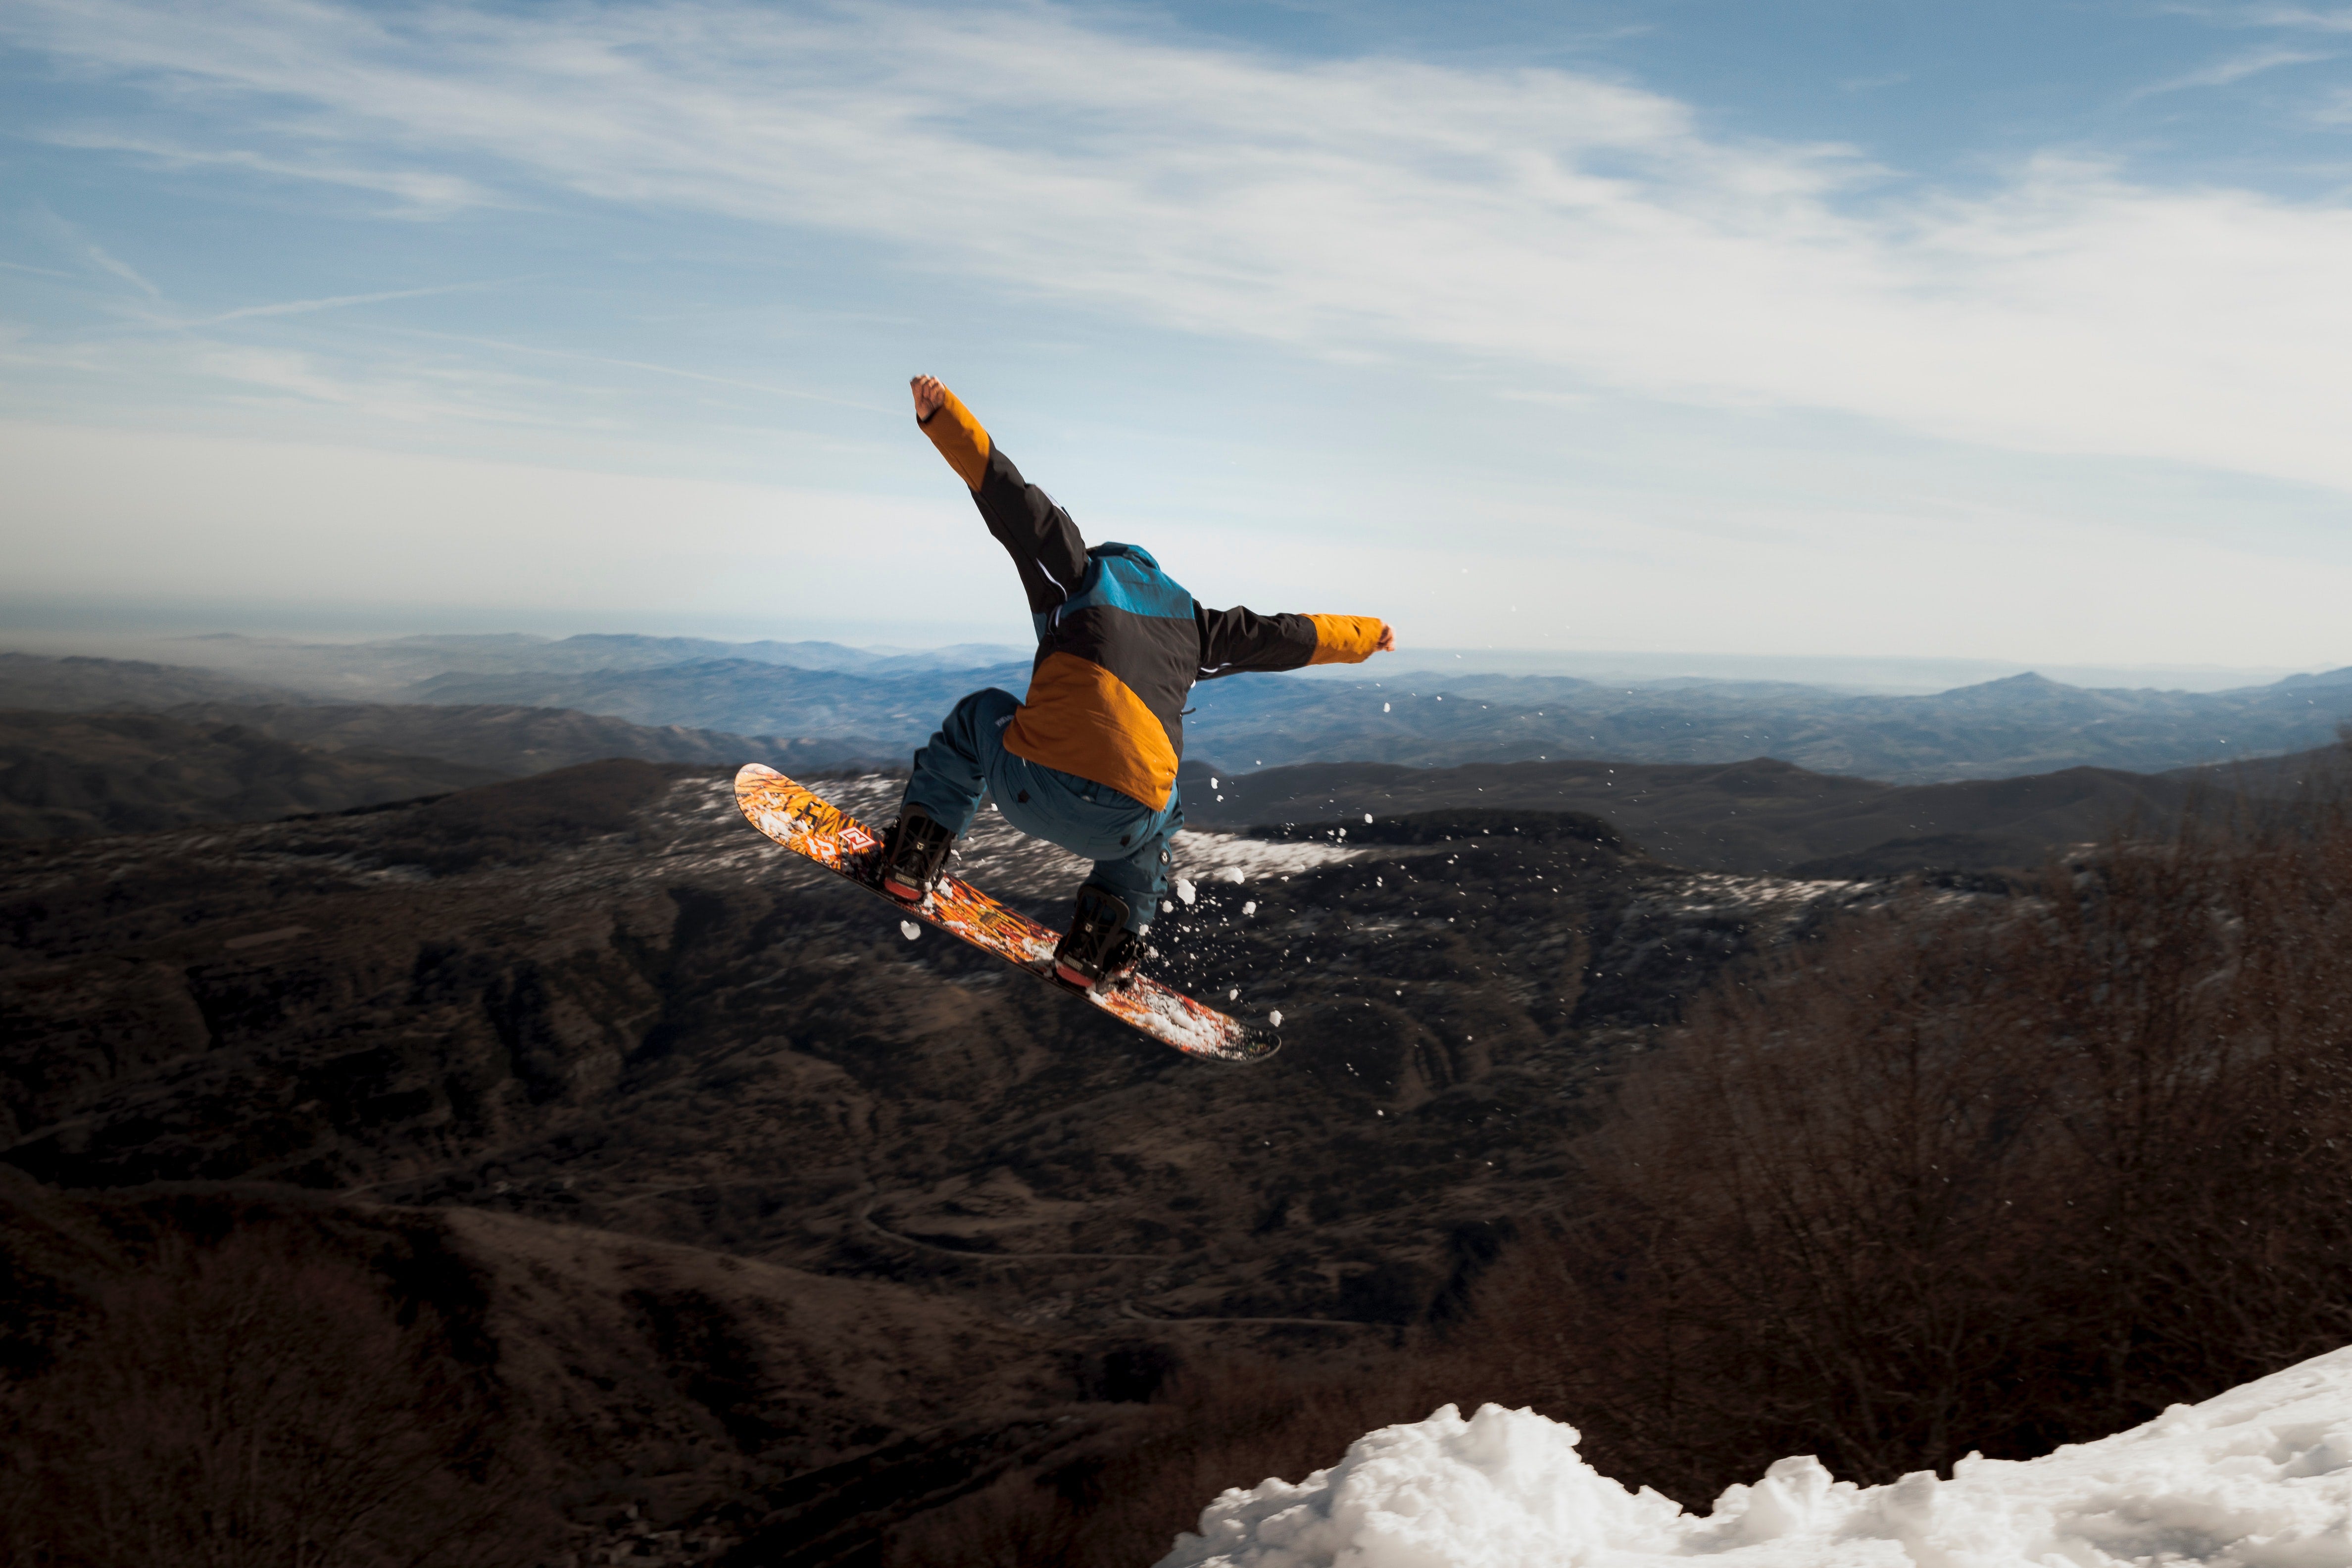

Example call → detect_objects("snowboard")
733 764 1279 1064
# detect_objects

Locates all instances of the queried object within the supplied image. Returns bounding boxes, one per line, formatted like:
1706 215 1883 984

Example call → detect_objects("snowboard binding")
880 808 956 902
1054 883 1145 991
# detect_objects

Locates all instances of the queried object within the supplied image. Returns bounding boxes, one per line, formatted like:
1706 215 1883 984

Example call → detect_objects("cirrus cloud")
5 0 2352 493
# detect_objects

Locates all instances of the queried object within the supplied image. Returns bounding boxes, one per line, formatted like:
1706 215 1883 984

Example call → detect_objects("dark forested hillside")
0 759 1887 1561
0 709 505 839
1176 747 2349 878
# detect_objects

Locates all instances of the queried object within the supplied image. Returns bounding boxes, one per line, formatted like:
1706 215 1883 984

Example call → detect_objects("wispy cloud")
2131 43 2333 96
38 130 495 215
2159 3 2352 29
83 239 159 297
389 327 897 413
8 0 2352 493
178 282 507 327
0 324 601 431
19 204 165 296
2228 5 2352 30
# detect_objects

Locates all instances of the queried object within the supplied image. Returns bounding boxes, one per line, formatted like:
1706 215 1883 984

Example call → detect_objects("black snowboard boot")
1054 883 1145 990
880 807 956 902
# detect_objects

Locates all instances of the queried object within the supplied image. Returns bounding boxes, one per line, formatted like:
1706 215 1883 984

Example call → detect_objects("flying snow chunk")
1365 813 1373 824
1220 867 1245 884
1242 901 1257 916
899 921 920 941
1268 1010 1283 1027
1382 702 1391 712
1175 878 1197 905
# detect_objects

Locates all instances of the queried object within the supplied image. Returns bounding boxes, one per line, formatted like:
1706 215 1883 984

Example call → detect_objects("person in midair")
882 374 1395 989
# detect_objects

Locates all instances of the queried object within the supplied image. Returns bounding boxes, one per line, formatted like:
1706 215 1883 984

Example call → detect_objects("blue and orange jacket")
921 390 1383 811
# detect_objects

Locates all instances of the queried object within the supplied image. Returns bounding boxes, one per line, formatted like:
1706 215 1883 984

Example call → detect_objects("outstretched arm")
912 375 1088 622
1196 607 1393 679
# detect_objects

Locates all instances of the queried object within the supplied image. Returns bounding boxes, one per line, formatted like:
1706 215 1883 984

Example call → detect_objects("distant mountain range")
401 657 1035 750
1189 666 2352 783
144 631 1034 698
3 638 2349 793
370 651 2352 784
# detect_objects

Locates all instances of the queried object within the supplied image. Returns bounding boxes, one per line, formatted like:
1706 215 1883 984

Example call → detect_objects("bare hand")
910 375 948 421
1375 622 1396 653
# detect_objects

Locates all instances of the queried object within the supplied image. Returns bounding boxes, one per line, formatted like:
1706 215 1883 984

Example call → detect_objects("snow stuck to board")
1155 1344 2352 1568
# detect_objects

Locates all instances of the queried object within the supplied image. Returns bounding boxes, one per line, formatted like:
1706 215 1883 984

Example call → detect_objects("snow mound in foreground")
1155 1345 2352 1568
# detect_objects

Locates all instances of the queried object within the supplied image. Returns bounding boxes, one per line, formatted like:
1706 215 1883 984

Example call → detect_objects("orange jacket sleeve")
917 388 991 491
1303 615 1384 666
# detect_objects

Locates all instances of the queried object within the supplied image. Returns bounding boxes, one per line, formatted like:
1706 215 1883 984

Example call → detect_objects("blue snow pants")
901 687 1182 933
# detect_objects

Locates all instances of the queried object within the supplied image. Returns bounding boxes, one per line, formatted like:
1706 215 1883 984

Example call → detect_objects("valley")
1 757 1900 1560
5 629 2350 1563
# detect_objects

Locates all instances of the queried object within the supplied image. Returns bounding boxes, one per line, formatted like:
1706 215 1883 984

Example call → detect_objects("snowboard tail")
733 765 1278 1064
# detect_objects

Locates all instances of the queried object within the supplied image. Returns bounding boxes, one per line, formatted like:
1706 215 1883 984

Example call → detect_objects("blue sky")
3 0 2351 670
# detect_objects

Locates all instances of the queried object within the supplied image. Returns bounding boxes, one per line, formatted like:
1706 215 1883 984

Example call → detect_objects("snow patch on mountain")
1171 830 1385 883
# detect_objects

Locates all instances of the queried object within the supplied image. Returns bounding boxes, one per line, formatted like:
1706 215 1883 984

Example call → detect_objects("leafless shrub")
0 1228 554 1568
1470 792 2352 1501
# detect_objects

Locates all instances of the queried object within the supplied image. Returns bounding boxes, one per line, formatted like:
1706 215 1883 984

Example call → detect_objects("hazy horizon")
0 616 2326 697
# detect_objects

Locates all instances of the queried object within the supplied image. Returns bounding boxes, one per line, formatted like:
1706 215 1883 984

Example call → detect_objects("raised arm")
913 376 1088 624
1196 607 1390 679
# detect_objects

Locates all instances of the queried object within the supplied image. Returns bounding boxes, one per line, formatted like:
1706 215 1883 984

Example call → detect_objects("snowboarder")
882 374 1394 990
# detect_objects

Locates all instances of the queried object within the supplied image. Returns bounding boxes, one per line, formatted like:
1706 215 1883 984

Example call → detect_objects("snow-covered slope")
1157 1346 2352 1568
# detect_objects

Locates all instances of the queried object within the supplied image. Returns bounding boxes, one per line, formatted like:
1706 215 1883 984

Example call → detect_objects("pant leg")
901 687 1022 836
1086 787 1185 934
983 746 1184 935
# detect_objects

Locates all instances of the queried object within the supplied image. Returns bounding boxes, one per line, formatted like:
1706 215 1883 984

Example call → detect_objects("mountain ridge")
6 643 2350 794
0 709 507 839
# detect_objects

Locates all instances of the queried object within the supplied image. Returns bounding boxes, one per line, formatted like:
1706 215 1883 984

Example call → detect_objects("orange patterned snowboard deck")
734 765 1278 1064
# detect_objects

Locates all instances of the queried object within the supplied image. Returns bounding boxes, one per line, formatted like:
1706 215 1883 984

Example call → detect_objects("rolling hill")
0 709 505 839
